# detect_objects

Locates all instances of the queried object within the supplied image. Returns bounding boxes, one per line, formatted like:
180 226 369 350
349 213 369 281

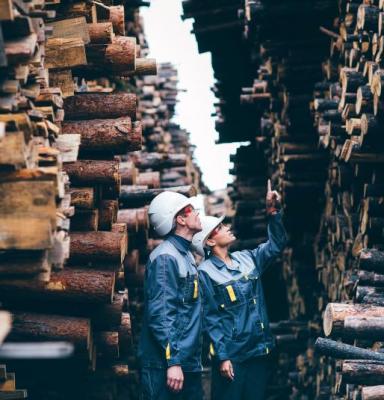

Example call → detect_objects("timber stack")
0 0 204 398
312 1 384 398
185 0 384 398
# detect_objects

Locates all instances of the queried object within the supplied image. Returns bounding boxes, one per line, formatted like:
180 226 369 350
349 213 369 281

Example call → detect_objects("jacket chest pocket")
181 275 199 303
216 282 245 309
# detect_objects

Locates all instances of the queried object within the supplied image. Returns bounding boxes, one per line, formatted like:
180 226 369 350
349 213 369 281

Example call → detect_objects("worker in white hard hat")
138 191 203 400
193 180 287 400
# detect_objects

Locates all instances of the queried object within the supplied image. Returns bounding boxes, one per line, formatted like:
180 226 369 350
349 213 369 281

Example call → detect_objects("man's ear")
206 238 215 247
175 214 186 227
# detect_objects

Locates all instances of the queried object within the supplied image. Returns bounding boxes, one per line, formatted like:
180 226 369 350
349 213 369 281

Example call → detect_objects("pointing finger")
267 179 272 193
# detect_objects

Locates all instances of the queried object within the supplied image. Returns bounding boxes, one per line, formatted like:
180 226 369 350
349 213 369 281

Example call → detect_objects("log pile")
1 1 205 398
183 0 384 398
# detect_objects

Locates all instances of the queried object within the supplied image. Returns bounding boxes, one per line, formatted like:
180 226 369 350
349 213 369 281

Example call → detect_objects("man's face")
176 205 202 233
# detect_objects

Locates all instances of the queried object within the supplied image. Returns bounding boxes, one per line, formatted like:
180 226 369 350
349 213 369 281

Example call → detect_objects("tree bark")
62 117 141 153
315 337 384 361
69 231 126 264
0 269 115 305
342 360 384 385
323 303 384 336
63 93 136 119
63 160 120 186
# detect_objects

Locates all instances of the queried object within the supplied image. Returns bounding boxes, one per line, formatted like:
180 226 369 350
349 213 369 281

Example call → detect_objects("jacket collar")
209 254 241 271
167 234 191 255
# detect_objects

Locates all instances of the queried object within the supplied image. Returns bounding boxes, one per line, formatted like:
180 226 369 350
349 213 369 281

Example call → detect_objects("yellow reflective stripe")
261 322 264 329
266 347 269 354
220 304 225 308
226 285 237 302
209 343 215 356
166 343 171 360
193 279 198 299
253 299 257 304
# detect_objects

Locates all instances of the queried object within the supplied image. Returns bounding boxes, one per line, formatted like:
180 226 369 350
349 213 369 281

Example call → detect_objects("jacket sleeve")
199 270 229 361
145 254 182 367
247 211 288 275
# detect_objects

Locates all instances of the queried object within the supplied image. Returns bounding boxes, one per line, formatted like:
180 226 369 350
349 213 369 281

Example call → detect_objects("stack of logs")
184 0 384 398
0 0 205 399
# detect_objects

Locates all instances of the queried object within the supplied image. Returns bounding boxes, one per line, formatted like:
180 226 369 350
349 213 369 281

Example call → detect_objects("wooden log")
69 231 126 264
109 5 125 35
123 58 157 76
88 22 114 44
63 160 120 186
130 152 188 170
63 93 136 119
98 200 118 231
124 250 139 274
48 18 90 44
315 337 384 361
358 270 384 286
324 303 384 336
62 117 141 154
118 312 132 355
0 312 11 345
342 360 384 385
137 171 160 188
69 187 96 209
362 385 384 400
9 312 91 356
0 269 115 305
359 249 384 273
71 209 99 231
344 316 384 340
120 161 137 185
119 185 197 208
86 36 135 72
96 331 119 360
356 286 384 305
45 38 86 69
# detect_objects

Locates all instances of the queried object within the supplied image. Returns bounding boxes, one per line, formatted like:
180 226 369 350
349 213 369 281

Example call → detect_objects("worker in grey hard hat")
193 180 288 400
138 191 203 400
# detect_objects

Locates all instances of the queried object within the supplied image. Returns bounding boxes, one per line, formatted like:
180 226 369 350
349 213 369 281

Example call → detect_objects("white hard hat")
148 191 198 237
192 215 225 256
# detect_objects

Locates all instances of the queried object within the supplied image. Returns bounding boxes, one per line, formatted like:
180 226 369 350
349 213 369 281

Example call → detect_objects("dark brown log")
71 209 99 231
62 117 141 153
69 231 126 264
342 360 384 385
117 208 148 232
98 200 118 231
63 93 136 119
9 312 91 356
120 161 137 185
118 312 132 356
63 160 120 186
96 331 119 360
0 269 115 305
124 250 139 274
69 187 96 209
119 185 197 208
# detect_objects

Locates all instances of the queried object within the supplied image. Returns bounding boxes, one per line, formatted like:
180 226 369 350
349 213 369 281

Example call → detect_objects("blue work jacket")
199 212 288 363
138 234 202 372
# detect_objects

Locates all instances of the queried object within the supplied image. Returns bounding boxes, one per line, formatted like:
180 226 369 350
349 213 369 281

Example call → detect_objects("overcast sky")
141 0 241 191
